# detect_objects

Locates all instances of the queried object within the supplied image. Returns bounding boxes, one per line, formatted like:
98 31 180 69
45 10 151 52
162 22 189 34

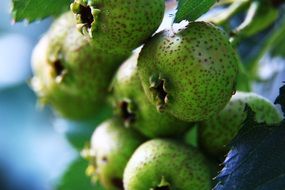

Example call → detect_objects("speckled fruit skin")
123 139 211 190
198 91 283 159
138 22 239 122
110 52 191 138
70 0 165 54
90 118 145 190
31 12 128 120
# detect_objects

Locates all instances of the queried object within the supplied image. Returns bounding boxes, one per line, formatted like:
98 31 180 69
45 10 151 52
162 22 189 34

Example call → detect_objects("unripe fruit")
138 22 239 122
31 12 128 120
89 118 145 190
123 139 212 190
70 0 165 54
111 52 191 138
198 92 283 159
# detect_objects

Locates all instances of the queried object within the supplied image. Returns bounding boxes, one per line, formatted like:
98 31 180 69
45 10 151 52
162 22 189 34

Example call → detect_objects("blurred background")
0 0 284 190
0 0 78 189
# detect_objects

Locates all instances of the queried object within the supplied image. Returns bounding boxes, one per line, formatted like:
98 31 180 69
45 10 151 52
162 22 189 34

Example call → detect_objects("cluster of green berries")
30 0 282 189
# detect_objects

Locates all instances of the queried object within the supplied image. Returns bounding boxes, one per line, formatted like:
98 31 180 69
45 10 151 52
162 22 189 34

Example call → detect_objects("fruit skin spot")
138 21 240 122
198 91 283 160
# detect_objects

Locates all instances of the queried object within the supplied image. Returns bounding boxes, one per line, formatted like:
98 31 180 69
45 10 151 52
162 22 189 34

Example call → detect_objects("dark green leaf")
275 84 285 115
270 12 285 58
214 107 285 190
174 0 216 23
11 0 73 22
56 157 104 190
270 37 285 58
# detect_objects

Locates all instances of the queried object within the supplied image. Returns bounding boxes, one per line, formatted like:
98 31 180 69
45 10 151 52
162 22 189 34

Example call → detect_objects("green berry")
123 139 212 190
198 91 283 159
138 22 239 122
110 52 191 138
70 0 165 54
89 118 145 190
31 12 128 120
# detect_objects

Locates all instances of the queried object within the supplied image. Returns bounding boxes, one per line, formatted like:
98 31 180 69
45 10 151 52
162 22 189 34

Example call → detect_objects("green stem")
230 1 261 46
230 0 278 46
207 0 250 26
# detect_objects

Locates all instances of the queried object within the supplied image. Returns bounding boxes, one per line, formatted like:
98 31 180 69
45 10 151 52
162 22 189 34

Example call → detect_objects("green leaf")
214 106 285 190
56 157 104 190
232 1 278 38
174 0 216 23
11 0 73 22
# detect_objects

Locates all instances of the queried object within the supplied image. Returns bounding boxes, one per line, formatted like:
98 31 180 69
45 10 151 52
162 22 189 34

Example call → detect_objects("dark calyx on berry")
78 5 93 28
119 101 136 125
150 77 168 112
111 178 124 190
71 1 101 35
53 60 64 77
